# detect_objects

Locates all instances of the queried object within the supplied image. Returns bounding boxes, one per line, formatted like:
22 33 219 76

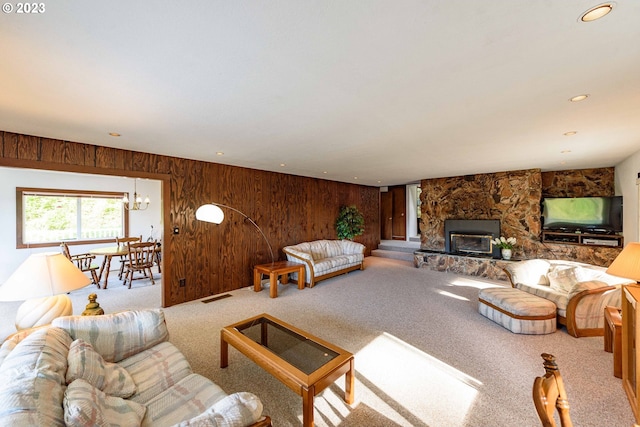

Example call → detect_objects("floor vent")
201 294 232 304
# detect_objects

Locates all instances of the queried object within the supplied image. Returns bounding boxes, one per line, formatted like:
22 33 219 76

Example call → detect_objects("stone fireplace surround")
418 167 622 270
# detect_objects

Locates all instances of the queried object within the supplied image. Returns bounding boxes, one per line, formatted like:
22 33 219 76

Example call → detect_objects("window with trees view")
17 188 129 248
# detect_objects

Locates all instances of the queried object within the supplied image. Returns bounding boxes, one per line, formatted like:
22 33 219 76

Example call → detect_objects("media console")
541 230 624 248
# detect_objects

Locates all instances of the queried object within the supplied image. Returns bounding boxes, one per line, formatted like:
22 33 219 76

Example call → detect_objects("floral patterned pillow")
66 339 136 398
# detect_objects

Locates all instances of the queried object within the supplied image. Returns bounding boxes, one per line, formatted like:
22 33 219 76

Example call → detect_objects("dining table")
89 246 128 289
90 244 162 289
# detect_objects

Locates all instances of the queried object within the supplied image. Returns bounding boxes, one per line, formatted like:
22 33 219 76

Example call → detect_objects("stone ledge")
414 251 513 282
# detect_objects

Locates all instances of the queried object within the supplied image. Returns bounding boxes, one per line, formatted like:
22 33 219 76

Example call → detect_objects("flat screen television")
541 196 623 234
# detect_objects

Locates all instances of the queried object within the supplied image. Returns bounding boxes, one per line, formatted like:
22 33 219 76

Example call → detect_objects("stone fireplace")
444 219 501 258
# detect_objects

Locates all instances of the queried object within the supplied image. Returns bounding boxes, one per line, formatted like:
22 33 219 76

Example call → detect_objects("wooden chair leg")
91 270 99 287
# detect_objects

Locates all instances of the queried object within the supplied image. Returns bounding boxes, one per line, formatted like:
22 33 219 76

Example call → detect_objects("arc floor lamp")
195 203 275 265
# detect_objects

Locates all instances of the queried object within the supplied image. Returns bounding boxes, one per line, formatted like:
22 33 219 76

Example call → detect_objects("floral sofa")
0 309 271 427
283 239 365 287
504 259 634 337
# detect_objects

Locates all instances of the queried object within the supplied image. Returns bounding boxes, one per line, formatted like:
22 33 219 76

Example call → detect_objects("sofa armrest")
172 392 266 427
283 248 315 286
338 240 366 255
282 247 315 264
249 416 272 427
565 281 620 337
52 309 169 362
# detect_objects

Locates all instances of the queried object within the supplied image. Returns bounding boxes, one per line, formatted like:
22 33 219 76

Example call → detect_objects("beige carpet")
0 257 635 426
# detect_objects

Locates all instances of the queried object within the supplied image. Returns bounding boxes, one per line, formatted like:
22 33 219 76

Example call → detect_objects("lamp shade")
196 204 225 224
606 243 640 281
0 252 90 301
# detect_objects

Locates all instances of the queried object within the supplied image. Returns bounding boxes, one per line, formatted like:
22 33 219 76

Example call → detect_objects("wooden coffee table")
221 313 355 427
254 261 305 298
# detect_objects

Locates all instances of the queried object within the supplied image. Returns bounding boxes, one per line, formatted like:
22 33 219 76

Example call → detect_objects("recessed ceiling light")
561 150 572 154
580 3 614 22
216 152 224 156
109 132 121 137
569 94 589 102
280 163 286 167
323 171 328 174
353 177 358 180
563 131 577 136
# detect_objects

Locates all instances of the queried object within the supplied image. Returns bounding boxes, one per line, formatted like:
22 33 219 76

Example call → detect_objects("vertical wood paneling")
1 130 380 306
62 140 87 166
2 132 19 158
95 146 117 169
40 138 64 163
17 134 38 160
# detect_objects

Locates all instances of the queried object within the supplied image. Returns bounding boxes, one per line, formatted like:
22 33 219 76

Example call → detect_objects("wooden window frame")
16 187 130 249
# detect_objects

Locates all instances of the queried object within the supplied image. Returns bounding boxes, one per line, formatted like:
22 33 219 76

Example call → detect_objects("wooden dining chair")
122 241 156 288
60 242 100 287
115 235 142 279
533 353 574 427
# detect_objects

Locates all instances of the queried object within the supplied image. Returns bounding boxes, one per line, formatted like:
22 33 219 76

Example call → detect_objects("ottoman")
478 287 557 334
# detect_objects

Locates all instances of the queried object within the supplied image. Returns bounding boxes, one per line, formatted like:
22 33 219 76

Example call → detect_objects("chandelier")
123 179 150 211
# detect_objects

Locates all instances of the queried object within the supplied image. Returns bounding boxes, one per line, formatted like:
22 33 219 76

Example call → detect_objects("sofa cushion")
172 392 264 427
505 259 551 287
548 266 579 293
67 339 136 398
53 309 169 363
63 378 146 427
516 282 569 311
142 373 228 427
0 326 72 427
118 341 193 405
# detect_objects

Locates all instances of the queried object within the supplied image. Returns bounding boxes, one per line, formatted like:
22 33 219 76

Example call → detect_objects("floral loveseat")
0 309 271 427
283 239 365 287
504 259 634 337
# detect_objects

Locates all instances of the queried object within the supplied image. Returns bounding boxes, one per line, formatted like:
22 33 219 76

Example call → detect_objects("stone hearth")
414 250 511 282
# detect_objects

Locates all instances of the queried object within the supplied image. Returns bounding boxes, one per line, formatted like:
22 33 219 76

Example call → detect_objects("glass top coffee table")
220 313 354 427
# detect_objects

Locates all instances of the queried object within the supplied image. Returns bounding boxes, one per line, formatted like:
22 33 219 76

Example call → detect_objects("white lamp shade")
196 204 225 224
606 242 640 281
0 252 90 301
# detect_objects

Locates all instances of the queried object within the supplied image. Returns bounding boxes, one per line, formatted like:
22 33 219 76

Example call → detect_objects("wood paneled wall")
1 131 380 306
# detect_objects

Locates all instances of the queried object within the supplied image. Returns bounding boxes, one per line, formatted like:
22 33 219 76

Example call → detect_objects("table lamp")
606 242 640 283
0 252 91 330
196 202 275 264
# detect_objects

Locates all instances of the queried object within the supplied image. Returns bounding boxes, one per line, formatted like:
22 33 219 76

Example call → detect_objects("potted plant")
336 205 365 240
491 236 516 260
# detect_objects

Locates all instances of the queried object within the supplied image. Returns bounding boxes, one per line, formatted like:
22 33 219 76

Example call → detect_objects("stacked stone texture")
419 167 619 268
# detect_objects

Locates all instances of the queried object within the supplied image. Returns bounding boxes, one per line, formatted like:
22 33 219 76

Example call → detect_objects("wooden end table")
604 305 622 378
254 261 305 298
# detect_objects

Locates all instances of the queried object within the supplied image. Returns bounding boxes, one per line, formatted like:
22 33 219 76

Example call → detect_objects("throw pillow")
172 392 263 427
67 339 137 398
548 266 579 293
64 379 146 427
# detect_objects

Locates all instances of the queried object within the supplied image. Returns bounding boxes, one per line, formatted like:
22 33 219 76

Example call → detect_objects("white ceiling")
1 1 639 186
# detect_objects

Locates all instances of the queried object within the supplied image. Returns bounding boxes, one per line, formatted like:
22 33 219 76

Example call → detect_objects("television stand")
541 231 623 248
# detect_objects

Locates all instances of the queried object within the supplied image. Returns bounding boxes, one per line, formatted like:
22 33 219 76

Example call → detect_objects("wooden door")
391 186 406 240
381 191 393 240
